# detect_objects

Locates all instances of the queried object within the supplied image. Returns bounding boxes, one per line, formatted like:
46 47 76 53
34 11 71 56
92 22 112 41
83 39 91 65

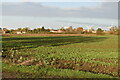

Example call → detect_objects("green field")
2 35 119 78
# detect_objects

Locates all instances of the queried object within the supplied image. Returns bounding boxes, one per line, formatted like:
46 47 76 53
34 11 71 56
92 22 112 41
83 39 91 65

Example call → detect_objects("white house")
16 31 27 34
92 31 97 33
16 31 22 34
22 32 26 34
50 29 64 33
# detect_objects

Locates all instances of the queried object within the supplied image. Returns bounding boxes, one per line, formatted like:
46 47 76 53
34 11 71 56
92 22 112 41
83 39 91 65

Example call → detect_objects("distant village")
0 26 120 35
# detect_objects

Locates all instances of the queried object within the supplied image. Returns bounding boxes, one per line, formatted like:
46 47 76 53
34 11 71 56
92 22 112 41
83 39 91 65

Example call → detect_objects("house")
0 28 2 34
16 31 26 34
83 29 89 33
2 28 8 34
103 30 109 33
22 31 26 34
0 28 7 34
16 31 22 34
92 30 97 33
50 29 64 33
83 29 96 33
2 30 6 34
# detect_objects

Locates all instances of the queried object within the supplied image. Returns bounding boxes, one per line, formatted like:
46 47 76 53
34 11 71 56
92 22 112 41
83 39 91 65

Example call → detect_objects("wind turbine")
90 25 94 29
85 25 93 30
85 25 89 29
111 23 114 27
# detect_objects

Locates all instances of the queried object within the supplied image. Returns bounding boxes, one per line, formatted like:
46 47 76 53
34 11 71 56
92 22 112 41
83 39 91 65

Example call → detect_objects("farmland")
2 34 119 78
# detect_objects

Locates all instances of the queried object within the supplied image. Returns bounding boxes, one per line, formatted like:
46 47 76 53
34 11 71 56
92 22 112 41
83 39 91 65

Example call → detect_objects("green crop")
2 35 119 78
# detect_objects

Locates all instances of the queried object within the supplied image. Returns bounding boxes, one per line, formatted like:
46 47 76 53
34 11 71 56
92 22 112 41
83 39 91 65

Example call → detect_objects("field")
1 34 119 78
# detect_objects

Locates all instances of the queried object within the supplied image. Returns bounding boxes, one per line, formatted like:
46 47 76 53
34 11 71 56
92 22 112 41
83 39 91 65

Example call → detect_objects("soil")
15 58 118 77
49 59 119 77
3 57 119 77
2 70 63 78
92 58 118 64
2 71 17 78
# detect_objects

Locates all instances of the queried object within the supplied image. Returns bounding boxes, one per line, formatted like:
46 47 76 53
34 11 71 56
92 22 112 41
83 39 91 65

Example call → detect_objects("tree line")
1 26 120 35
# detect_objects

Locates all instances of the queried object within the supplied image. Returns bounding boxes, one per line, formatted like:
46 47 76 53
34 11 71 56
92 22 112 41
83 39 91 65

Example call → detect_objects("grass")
2 35 119 78
2 63 117 78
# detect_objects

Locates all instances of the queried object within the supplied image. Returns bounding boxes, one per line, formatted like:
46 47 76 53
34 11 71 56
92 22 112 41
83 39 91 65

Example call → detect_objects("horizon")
1 24 118 31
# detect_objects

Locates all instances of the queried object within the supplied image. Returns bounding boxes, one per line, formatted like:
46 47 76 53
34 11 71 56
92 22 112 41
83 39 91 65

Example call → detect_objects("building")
22 31 26 34
16 31 22 34
50 29 64 33
16 31 26 34
0 28 7 34
83 28 96 33
103 30 109 33
0 28 2 34
92 30 97 33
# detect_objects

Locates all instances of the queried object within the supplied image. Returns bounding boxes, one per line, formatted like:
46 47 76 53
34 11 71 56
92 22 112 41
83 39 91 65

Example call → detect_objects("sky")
1 0 119 2
0 0 119 30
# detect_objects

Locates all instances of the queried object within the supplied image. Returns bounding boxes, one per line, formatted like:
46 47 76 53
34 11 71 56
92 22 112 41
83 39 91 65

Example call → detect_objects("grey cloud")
2 2 68 17
2 2 118 19
69 2 118 19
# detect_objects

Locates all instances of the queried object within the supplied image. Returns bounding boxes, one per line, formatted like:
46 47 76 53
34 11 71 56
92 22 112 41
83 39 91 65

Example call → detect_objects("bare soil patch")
2 71 17 78
49 59 118 77
3 55 119 77
16 58 119 77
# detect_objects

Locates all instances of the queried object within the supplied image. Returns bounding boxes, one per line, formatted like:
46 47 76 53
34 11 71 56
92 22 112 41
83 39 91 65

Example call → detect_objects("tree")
22 27 30 32
96 28 103 35
36 28 41 33
17 28 22 31
110 26 119 35
60 27 66 31
41 26 45 31
10 29 15 34
65 26 74 33
76 27 83 33
37 28 41 31
3 28 7 31
3 28 10 33
33 29 37 33
68 26 73 32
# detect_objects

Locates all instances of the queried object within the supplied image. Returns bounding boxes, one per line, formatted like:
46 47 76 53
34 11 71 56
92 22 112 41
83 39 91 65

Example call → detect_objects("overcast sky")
2 2 118 19
1 0 119 2
0 1 119 29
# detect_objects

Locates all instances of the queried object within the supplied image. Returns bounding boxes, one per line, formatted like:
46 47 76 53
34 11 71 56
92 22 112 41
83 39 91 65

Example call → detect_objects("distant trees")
60 27 66 31
22 27 30 32
66 26 74 33
110 26 118 32
64 26 84 34
3 28 10 33
37 28 41 32
9 29 15 34
96 28 103 35
109 26 119 35
1 26 120 35
17 28 22 31
31 26 50 34
76 27 83 33
1 26 50 34
41 26 45 31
